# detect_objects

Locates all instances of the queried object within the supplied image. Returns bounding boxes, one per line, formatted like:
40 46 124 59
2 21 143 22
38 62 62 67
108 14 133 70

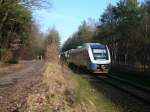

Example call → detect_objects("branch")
19 0 52 9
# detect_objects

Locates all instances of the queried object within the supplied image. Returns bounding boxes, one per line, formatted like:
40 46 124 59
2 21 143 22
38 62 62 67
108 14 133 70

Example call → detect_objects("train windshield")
91 45 108 60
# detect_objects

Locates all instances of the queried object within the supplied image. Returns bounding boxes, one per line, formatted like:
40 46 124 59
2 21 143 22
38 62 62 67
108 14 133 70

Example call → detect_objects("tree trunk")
0 11 8 33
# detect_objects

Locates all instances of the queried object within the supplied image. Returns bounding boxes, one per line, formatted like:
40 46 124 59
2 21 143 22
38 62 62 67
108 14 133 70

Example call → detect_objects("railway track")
95 74 150 105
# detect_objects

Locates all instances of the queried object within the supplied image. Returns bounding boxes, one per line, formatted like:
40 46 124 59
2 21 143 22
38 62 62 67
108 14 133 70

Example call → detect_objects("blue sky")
32 0 144 44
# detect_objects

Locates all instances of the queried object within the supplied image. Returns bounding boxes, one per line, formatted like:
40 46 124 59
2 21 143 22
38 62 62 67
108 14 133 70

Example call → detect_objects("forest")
62 0 150 72
0 0 60 63
1 0 150 72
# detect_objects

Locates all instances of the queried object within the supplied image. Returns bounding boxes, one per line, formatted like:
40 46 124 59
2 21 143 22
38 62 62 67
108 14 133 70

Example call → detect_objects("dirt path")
0 60 44 112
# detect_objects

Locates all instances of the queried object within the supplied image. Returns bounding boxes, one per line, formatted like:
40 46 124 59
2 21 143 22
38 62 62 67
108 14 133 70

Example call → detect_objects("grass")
110 68 150 89
70 71 123 112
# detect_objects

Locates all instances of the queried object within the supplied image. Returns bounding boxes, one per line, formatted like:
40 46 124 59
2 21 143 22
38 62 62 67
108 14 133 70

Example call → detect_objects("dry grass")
25 62 96 112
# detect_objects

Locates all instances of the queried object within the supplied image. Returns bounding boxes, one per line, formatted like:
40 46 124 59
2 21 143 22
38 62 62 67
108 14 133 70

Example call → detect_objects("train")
62 43 111 73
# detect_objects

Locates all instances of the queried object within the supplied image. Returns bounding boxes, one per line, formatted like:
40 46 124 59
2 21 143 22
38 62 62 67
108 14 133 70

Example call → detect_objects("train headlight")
91 63 97 69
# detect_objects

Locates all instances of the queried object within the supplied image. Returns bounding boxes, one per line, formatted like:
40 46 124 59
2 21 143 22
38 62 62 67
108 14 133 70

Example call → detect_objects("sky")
32 0 144 44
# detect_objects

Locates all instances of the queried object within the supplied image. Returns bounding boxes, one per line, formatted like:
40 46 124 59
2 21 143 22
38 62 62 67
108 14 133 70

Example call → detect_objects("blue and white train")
64 43 111 73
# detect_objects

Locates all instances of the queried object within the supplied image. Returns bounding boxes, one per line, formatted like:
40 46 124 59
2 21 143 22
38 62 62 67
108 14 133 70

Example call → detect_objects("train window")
92 48 108 60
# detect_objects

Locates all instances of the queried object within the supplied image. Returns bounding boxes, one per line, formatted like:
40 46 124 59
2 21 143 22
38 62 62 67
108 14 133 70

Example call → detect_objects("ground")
0 61 96 112
0 60 149 112
0 60 44 112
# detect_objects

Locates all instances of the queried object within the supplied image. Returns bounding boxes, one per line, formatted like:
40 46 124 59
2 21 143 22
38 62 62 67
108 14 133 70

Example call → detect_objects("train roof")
63 43 107 54
84 43 106 49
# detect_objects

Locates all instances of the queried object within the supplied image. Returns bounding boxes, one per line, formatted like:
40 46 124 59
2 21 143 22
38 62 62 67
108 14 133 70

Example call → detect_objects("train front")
88 43 111 73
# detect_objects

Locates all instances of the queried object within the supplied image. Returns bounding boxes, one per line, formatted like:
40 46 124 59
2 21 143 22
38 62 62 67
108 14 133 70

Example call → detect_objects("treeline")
0 0 57 63
62 20 96 51
62 0 150 71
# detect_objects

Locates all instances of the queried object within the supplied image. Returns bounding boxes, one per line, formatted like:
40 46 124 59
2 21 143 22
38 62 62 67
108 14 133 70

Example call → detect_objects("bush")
0 49 13 63
0 49 19 64
7 58 18 64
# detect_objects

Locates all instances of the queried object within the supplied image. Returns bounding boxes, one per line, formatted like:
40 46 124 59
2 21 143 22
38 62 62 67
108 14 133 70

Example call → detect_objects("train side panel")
68 48 90 69
65 43 111 73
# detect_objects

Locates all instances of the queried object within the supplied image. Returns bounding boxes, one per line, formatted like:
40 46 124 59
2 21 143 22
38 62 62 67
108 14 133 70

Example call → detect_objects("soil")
0 60 44 112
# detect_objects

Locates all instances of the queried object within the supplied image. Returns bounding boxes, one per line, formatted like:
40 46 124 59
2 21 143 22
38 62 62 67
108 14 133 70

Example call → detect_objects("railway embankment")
68 64 150 112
